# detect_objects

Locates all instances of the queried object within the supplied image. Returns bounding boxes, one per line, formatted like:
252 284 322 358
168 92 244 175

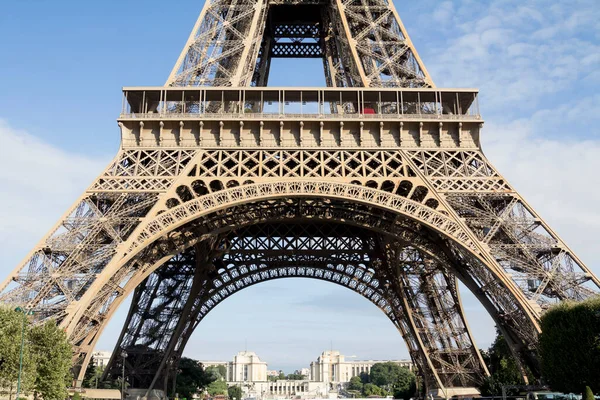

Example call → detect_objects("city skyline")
94 347 414 375
0 0 599 374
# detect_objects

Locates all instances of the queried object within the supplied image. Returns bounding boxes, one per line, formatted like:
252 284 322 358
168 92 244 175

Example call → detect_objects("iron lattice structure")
166 0 432 87
1 0 599 398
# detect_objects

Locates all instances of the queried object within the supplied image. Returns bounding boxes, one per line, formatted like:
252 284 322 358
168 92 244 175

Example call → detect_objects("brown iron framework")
166 0 432 87
103 219 488 392
1 0 599 398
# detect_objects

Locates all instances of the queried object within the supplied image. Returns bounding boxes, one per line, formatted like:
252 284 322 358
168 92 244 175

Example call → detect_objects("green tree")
267 372 286 382
0 307 37 400
29 320 73 400
95 367 120 390
176 358 213 400
391 368 416 400
82 357 100 389
205 366 224 381
285 373 306 380
539 297 600 394
228 385 243 400
583 386 595 400
207 380 227 396
92 366 106 389
348 376 363 392
363 383 383 397
479 331 524 396
370 362 406 389
216 365 227 380
359 371 370 384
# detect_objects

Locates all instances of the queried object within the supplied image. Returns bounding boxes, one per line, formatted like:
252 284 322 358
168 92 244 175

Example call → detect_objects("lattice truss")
1 145 598 392
405 150 600 307
0 145 598 390
167 0 432 87
104 222 487 393
269 24 322 58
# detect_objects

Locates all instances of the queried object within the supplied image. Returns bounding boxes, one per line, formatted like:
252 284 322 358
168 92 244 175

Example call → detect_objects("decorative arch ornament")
48 175 545 393
61 179 539 343
101 221 491 393
2 147 598 395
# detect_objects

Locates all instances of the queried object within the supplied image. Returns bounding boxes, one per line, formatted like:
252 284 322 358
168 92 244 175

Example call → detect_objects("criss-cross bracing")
102 221 488 393
1 0 599 398
167 0 432 87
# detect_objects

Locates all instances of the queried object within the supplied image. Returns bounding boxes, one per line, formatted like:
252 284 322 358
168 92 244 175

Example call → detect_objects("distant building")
91 351 112 368
296 368 311 379
201 360 229 372
95 348 411 399
201 352 327 399
229 351 268 382
201 351 267 382
204 350 413 399
310 350 413 384
241 380 329 399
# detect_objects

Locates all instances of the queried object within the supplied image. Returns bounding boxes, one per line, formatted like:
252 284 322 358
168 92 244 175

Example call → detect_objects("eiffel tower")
1 0 599 398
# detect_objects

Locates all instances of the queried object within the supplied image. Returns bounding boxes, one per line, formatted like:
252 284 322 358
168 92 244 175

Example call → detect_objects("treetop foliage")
29 321 73 400
348 376 363 392
0 307 73 400
363 382 384 397
227 385 243 400
348 362 415 400
539 297 600 394
479 331 525 396
370 362 401 387
285 373 306 380
369 361 416 399
583 386 595 400
206 379 227 396
175 358 215 399
0 308 36 396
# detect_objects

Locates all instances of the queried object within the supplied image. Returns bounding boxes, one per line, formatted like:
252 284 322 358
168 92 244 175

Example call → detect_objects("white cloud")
0 119 109 271
432 1 454 26
482 119 600 272
414 0 600 272
422 0 600 115
412 0 600 349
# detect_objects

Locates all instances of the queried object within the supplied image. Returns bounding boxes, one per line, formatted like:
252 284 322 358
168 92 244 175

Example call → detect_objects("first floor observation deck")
118 87 483 149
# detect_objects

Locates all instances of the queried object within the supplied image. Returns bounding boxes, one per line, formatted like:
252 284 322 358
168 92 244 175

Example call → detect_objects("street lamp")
14 307 34 400
121 351 128 400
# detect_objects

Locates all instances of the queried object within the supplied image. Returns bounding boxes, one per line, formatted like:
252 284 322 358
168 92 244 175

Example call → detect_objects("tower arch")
101 220 490 394
1 0 599 398
59 182 542 394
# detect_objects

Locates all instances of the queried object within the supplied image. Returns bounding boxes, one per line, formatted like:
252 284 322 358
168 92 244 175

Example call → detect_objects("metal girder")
271 43 323 58
378 239 489 389
103 222 487 394
2 147 597 391
166 0 269 86
166 0 432 87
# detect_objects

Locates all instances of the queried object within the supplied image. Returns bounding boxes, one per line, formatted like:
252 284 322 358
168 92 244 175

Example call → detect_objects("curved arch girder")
104 221 487 394
69 195 540 386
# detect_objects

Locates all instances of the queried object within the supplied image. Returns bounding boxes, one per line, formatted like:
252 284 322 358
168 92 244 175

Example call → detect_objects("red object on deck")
363 107 376 114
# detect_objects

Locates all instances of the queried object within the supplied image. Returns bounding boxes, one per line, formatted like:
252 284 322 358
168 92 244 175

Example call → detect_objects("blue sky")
0 0 599 372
